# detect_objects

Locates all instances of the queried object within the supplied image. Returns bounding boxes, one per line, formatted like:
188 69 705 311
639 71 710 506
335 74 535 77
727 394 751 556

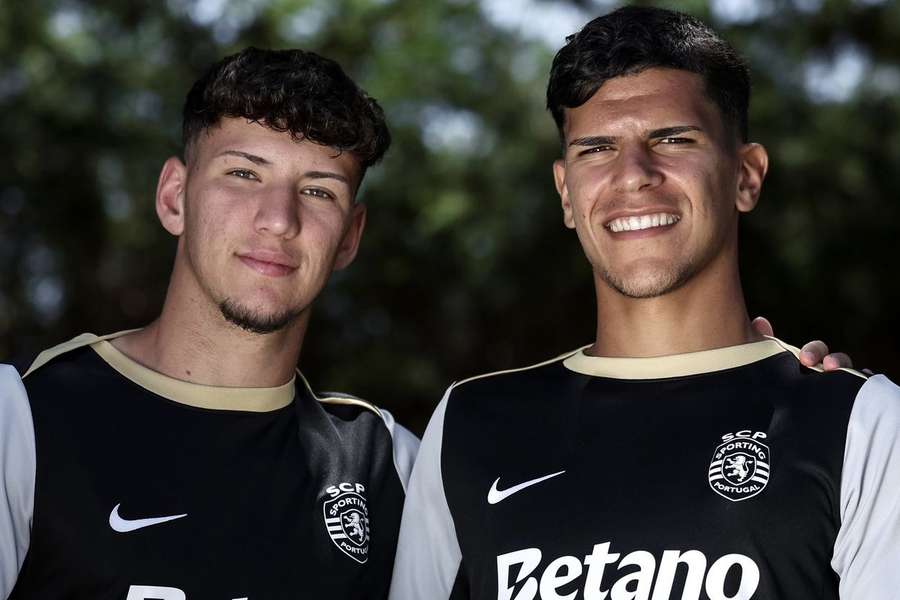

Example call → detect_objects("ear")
735 143 768 213
156 157 188 236
553 158 576 229
333 202 367 271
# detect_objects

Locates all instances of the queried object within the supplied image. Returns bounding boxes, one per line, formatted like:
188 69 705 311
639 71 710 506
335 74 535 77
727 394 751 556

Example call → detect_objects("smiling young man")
389 7 899 600
0 48 417 599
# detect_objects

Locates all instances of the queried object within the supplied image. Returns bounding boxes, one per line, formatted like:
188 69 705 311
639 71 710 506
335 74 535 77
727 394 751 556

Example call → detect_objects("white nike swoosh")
487 470 566 504
109 503 188 533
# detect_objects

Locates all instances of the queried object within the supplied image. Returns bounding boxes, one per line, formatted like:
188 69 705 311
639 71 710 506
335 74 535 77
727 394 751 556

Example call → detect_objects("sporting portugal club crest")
708 431 771 502
322 482 370 563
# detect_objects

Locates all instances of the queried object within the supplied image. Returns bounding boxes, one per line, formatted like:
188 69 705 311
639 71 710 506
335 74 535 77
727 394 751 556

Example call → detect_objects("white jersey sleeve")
832 374 900 598
389 389 462 600
0 365 36 597
377 408 420 493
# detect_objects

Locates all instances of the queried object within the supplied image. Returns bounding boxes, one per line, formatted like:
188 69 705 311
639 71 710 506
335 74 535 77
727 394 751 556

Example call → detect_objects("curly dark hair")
547 6 750 143
182 47 390 169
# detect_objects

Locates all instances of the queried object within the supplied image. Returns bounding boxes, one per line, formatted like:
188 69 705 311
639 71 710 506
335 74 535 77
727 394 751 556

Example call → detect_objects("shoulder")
0 364 36 595
429 348 586 458
445 347 584 403
15 333 129 415
320 390 419 458
19 331 130 382
754 338 869 418
766 337 868 387
847 374 900 429
0 364 30 424
300 377 420 491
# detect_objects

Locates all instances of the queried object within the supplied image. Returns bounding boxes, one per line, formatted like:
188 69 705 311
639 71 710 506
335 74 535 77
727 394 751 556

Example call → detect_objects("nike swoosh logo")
109 503 188 533
487 470 566 504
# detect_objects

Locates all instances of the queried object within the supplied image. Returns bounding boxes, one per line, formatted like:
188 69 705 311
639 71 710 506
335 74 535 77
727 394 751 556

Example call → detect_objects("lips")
237 252 297 277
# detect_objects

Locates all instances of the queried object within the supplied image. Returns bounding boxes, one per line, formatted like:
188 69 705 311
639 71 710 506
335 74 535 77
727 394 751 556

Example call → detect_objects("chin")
219 298 302 335
601 261 695 299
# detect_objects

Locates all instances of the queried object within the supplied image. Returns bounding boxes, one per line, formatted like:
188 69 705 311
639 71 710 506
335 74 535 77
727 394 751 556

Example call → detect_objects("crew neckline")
91 334 295 412
562 337 795 380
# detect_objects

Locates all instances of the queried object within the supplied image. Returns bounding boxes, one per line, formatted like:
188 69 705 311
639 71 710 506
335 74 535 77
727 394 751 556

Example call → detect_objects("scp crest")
323 482 370 563
708 431 771 502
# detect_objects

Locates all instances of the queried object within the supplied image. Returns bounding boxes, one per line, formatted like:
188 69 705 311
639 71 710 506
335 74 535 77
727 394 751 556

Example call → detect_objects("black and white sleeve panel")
389 339 900 600
0 332 419 600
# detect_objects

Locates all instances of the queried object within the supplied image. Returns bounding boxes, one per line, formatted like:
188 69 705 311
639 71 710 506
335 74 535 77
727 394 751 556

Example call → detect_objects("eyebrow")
218 150 272 165
569 135 616 148
304 170 350 185
647 125 703 139
568 125 704 148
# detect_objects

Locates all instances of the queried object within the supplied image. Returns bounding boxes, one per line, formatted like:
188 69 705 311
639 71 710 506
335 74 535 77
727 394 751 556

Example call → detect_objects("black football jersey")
389 338 900 599
0 332 418 600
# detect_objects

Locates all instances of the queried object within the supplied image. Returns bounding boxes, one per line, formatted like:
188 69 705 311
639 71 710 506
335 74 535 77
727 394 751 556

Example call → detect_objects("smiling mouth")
605 213 680 233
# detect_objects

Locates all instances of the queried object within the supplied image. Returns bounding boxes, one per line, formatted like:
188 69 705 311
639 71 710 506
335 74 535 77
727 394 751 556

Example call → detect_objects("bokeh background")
1 0 898 433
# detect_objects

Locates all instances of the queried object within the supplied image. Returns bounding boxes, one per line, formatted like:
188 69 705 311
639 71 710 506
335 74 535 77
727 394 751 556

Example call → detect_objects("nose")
611 145 663 193
253 185 300 238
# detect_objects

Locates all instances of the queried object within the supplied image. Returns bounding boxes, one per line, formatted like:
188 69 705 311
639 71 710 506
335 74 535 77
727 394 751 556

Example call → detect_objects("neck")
111 269 307 389
591 249 760 358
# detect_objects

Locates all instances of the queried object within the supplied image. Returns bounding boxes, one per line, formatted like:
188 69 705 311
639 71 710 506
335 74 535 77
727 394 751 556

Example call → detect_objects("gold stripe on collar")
92 337 294 412
563 338 789 380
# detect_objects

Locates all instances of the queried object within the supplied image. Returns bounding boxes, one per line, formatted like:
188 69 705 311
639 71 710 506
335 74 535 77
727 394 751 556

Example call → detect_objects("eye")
227 169 260 181
301 187 336 201
658 137 695 145
578 145 615 156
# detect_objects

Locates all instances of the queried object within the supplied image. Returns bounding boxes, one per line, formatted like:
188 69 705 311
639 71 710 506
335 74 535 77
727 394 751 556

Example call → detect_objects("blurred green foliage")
1 0 897 433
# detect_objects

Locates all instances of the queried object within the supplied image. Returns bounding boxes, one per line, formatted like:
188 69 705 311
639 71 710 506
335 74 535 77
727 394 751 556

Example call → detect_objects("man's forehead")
196 117 360 172
564 68 718 134
591 68 705 101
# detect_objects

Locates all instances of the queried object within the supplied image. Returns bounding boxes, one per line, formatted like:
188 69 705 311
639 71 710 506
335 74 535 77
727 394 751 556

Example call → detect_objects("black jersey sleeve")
0 365 35 598
389 389 466 599
832 374 900 598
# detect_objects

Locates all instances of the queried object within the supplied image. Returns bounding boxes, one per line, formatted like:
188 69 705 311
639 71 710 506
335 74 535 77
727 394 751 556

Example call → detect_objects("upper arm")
389 390 466 600
0 364 36 597
377 408 420 494
832 375 900 598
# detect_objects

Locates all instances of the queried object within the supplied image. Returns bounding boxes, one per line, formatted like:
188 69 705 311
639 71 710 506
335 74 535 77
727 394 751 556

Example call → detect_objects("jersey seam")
295 370 383 416
766 337 868 381
22 331 139 379
448 346 587 391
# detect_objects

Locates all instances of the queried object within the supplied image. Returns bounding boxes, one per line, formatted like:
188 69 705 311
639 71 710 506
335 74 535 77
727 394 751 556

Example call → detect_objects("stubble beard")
599 256 700 299
219 299 300 335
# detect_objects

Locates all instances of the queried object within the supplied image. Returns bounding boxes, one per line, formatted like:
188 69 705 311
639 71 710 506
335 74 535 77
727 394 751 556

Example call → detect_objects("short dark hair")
182 47 390 170
547 6 750 143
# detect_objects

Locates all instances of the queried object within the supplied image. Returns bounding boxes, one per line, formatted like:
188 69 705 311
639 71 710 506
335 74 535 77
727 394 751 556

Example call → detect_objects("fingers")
751 316 774 337
799 340 829 366
822 352 854 371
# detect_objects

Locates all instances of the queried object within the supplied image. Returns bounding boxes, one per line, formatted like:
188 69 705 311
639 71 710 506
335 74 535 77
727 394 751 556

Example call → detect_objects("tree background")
1 0 897 433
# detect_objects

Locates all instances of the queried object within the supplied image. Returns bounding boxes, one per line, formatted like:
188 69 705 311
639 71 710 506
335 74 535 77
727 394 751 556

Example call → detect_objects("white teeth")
607 213 679 232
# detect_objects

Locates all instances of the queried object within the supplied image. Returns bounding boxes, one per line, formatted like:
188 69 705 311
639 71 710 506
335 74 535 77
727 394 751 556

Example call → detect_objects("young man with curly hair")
0 48 417 599
390 7 899 600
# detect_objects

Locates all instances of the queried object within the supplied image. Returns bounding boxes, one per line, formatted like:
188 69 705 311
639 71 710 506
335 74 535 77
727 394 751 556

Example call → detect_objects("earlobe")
553 159 576 229
156 157 188 236
736 143 768 213
334 203 367 271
